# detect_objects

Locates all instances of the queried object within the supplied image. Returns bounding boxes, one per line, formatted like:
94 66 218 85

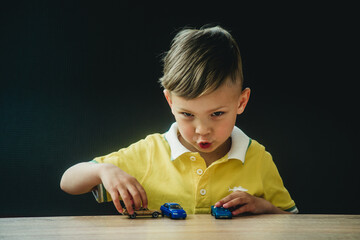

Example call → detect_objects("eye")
181 112 194 117
211 111 225 117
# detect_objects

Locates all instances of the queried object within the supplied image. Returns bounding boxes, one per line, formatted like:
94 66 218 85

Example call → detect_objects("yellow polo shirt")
92 123 298 214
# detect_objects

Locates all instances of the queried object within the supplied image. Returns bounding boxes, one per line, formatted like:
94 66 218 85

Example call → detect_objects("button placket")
190 154 206 178
190 154 209 210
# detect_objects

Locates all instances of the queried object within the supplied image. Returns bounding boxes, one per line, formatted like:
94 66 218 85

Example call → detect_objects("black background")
1 1 358 217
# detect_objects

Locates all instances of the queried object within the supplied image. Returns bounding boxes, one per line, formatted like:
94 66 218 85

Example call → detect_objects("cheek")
177 120 194 140
216 127 232 140
216 118 237 139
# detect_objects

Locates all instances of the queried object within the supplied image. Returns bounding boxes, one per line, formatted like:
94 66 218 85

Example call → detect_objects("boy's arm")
60 162 147 214
60 162 102 195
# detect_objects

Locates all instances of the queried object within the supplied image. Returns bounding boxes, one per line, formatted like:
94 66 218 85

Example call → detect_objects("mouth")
198 142 212 149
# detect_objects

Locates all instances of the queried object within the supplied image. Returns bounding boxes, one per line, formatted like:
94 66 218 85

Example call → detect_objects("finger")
215 194 235 207
119 188 134 215
110 192 123 214
223 197 248 209
232 203 255 215
136 183 148 208
216 191 245 207
127 185 142 210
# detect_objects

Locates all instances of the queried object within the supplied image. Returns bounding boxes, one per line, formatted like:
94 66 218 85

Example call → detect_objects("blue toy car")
211 205 232 219
160 203 187 219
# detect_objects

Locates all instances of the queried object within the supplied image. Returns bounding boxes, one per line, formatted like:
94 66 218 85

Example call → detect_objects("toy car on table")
123 207 161 219
211 205 232 219
160 203 187 219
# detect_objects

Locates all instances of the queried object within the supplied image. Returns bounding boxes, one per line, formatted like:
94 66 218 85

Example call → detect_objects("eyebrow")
177 106 227 113
207 106 227 112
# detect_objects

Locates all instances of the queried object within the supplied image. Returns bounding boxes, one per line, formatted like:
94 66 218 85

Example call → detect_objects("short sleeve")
261 151 299 213
91 135 154 203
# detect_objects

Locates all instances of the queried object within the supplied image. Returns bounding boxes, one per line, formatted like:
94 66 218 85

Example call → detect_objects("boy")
60 25 298 216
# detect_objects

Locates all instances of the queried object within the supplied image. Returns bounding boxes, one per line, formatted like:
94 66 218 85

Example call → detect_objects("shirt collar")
164 122 250 163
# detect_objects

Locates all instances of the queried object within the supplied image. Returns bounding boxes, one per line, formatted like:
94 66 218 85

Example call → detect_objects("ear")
237 88 251 114
163 89 173 108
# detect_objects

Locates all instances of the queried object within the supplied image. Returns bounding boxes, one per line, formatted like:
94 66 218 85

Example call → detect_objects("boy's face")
164 79 250 158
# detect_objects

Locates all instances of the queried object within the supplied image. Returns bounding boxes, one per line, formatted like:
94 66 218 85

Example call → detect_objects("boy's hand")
98 163 148 215
215 191 288 215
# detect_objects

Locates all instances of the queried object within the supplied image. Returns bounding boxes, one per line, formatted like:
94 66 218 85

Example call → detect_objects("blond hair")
159 25 243 99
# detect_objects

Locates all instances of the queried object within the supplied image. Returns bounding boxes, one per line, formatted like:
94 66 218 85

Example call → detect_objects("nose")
195 121 211 136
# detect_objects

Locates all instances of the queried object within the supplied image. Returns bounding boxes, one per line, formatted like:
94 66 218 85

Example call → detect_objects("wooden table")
1 214 360 239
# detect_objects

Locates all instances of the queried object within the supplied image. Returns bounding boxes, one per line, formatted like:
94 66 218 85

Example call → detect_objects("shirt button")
196 169 203 175
190 156 196 161
200 189 206 195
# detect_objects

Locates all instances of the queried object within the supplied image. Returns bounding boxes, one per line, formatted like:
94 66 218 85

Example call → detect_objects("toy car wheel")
130 213 137 219
152 212 159 218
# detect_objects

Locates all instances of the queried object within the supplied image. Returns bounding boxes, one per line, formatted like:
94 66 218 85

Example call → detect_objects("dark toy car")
211 205 232 219
160 203 187 219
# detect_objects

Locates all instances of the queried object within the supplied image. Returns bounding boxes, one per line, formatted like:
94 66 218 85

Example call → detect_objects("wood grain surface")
1 214 360 239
